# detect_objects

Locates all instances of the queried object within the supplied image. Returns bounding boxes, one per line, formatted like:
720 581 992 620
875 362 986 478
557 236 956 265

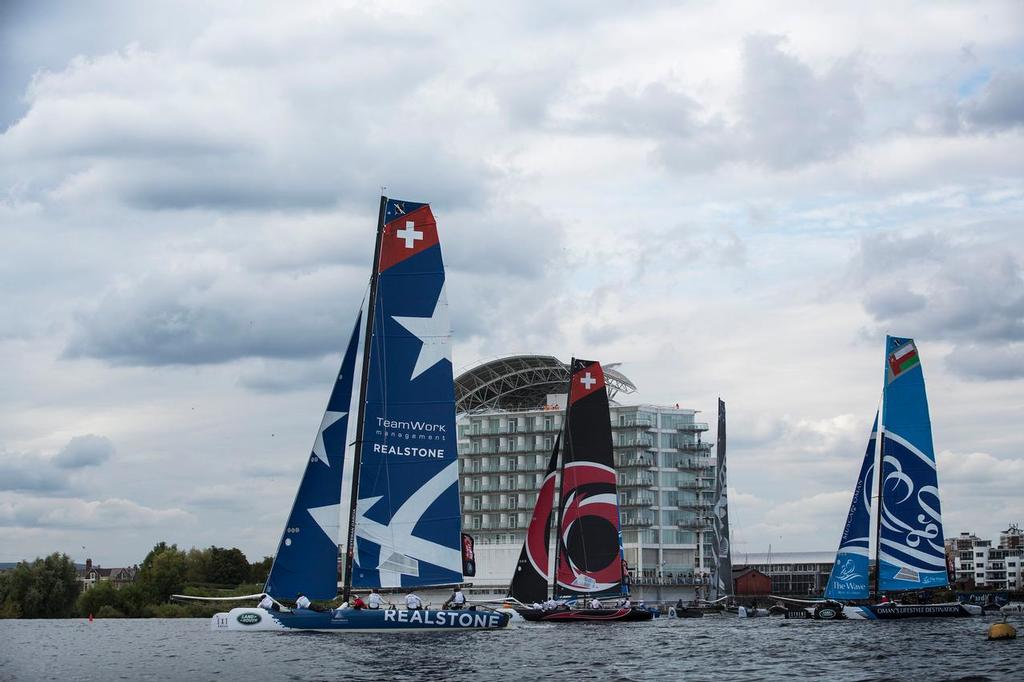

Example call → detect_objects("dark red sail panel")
555 359 623 598
378 204 438 273
509 437 560 604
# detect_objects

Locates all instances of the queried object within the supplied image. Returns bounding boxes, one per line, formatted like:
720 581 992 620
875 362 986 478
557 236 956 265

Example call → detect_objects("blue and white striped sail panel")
824 412 876 601
879 336 948 592
352 199 463 589
265 314 361 601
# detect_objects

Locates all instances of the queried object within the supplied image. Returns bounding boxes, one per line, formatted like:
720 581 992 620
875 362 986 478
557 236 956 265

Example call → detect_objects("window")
471 441 481 454
544 416 553 431
544 436 553 450
508 419 518 433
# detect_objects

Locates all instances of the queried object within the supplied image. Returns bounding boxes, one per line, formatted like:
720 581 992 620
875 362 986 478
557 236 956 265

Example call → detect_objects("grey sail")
711 399 732 598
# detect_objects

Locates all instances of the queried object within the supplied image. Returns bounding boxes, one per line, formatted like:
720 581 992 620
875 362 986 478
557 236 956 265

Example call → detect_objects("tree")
137 542 189 602
249 556 273 585
206 547 250 586
0 553 81 618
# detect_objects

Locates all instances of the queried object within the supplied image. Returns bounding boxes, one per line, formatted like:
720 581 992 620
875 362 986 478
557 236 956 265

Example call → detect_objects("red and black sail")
508 436 560 603
554 359 624 598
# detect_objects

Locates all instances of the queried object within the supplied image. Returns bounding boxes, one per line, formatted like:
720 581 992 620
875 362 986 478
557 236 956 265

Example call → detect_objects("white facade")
457 396 716 600
948 528 1024 590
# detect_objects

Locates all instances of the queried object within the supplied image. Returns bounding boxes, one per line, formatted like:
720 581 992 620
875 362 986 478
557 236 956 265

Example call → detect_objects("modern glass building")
454 355 718 598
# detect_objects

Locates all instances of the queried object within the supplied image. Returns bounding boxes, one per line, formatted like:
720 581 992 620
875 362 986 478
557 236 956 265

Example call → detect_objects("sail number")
286 527 300 533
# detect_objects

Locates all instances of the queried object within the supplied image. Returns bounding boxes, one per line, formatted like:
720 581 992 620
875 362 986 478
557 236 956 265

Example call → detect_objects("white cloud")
0 494 194 530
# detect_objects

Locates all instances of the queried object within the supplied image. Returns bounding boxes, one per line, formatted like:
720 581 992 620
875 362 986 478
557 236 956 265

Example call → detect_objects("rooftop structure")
455 355 637 413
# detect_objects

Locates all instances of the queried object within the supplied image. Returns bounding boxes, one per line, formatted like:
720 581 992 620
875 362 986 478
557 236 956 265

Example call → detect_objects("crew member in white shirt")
405 592 423 610
448 589 467 610
258 595 274 611
295 593 312 610
589 597 602 609
366 589 384 610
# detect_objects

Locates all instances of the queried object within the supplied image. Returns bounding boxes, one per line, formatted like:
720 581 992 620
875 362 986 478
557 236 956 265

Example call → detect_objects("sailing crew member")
589 597 602 609
405 592 424 610
543 597 558 611
352 594 366 610
447 588 467 610
620 597 632 609
366 588 384 610
258 594 274 611
295 593 312 610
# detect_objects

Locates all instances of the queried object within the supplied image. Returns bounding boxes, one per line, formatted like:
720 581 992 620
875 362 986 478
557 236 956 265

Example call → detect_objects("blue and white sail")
352 199 463 589
264 315 361 601
878 336 948 592
824 412 877 601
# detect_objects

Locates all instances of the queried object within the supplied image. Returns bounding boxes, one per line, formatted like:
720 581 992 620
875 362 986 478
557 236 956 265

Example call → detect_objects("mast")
549 357 574 599
342 195 388 603
872 420 885 601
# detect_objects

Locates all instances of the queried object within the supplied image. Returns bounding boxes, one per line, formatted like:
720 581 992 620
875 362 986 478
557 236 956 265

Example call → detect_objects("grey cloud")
0 453 68 493
853 231 1024 379
946 342 1024 381
963 69 1024 132
64 269 366 366
738 34 863 169
578 34 864 173
53 434 115 469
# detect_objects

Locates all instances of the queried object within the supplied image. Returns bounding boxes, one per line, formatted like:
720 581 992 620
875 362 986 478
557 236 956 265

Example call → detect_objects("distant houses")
77 558 139 590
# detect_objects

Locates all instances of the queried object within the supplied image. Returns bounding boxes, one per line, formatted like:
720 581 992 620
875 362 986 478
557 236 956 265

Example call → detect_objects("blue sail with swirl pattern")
878 336 948 592
824 412 877 600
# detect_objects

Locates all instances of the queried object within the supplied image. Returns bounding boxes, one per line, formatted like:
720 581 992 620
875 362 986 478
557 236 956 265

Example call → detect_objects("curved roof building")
454 354 637 414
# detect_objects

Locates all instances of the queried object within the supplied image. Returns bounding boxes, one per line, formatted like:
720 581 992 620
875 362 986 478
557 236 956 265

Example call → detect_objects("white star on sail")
392 283 451 381
312 411 347 468
307 504 341 543
353 460 462 587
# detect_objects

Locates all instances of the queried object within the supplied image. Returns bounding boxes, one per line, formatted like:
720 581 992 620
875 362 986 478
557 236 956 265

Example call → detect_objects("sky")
1 0 1022 566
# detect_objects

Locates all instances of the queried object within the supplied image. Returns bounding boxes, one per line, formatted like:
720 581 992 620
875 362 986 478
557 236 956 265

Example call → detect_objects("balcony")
677 480 712 490
676 422 709 432
615 456 655 469
618 494 655 507
677 517 714 530
614 437 655 448
619 473 655 488
671 457 712 471
620 513 655 527
613 417 654 429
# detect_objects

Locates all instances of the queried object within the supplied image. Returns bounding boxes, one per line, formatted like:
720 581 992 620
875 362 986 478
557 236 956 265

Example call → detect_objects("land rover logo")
817 607 837 620
237 612 262 625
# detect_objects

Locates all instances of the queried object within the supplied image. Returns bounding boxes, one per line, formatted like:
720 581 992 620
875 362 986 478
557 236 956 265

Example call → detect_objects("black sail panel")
554 359 624 598
508 436 560 604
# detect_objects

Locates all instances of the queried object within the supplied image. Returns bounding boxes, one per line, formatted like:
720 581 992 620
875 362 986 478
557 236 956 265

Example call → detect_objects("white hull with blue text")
212 607 508 632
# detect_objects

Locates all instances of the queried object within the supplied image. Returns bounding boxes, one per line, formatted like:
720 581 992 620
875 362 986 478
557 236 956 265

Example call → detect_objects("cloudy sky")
1 1 1022 566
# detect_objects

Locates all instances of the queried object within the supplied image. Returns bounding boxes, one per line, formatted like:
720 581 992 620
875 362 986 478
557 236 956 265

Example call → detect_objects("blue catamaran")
810 336 979 620
197 197 508 632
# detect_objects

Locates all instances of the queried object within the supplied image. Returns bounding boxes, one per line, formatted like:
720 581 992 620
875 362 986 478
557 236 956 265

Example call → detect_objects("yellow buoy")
988 622 1017 640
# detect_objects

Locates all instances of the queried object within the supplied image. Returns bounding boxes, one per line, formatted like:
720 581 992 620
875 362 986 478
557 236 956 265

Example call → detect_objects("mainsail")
350 198 463 590
509 436 560 604
265 316 361 600
824 412 877 601
554 359 624 598
878 336 948 591
711 398 733 599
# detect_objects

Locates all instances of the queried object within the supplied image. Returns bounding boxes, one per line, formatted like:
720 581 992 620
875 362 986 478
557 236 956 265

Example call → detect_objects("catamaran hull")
806 603 982 620
516 607 653 623
212 607 510 632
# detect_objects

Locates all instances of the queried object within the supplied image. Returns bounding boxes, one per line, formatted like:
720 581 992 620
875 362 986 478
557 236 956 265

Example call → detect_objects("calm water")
0 615 1019 681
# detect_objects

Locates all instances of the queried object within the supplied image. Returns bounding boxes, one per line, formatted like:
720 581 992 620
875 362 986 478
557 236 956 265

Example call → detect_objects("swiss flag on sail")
378 204 438 272
569 360 605 405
